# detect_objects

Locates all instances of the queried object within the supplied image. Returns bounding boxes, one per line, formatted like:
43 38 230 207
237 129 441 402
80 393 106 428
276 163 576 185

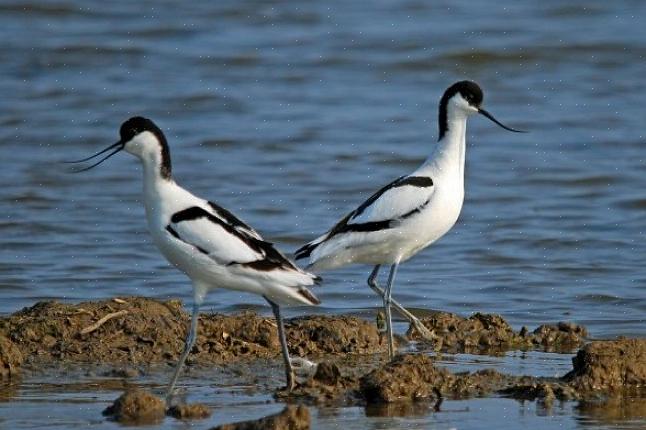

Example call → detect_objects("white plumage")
296 81 524 358
68 117 319 401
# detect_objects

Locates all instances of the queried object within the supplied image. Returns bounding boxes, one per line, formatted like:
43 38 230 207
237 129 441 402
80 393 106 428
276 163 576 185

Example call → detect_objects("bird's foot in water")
291 357 318 385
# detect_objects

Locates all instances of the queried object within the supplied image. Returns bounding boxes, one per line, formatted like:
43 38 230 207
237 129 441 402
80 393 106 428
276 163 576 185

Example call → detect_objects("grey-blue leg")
166 301 200 403
383 262 399 359
266 297 295 390
367 265 435 342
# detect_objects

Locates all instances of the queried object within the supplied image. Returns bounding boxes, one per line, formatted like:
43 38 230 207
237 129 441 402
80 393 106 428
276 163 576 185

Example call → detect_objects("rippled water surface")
1 0 645 428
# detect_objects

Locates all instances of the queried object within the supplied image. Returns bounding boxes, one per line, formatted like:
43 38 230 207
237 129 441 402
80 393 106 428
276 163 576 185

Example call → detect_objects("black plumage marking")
297 287 321 305
120 116 172 179
207 201 256 234
294 242 317 260
171 207 209 224
352 175 433 219
171 206 298 272
166 225 180 239
166 225 209 255
400 198 431 219
295 175 433 260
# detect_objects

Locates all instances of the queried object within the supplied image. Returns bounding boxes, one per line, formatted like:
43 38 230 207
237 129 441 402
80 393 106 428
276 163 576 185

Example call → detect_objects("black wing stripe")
207 201 255 233
399 198 431 219
171 206 255 250
294 242 317 260
165 225 210 255
352 175 433 219
171 206 298 272
398 176 434 188
352 175 405 219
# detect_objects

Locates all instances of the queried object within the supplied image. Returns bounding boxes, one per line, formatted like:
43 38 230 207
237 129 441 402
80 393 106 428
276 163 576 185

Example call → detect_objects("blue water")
1 0 645 428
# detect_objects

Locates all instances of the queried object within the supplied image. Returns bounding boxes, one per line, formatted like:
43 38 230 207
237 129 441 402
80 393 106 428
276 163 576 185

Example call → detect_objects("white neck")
141 159 173 221
420 110 468 181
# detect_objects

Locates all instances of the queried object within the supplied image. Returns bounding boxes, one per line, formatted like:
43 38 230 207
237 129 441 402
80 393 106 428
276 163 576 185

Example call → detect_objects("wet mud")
1 296 645 424
292 354 520 406
564 339 646 392
0 297 385 369
0 335 22 380
407 311 588 354
167 403 212 420
211 405 310 430
103 389 166 424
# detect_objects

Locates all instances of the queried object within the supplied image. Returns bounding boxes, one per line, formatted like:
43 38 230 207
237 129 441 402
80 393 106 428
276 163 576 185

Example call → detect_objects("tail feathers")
294 243 315 260
294 235 327 261
296 286 320 305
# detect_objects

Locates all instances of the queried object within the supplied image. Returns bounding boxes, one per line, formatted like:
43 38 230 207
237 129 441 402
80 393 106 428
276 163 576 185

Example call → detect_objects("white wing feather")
349 182 435 225
170 216 262 265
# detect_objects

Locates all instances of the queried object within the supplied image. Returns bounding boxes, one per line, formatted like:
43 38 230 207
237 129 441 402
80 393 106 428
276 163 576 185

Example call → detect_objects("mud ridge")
0 335 22 380
407 311 587 353
0 297 385 368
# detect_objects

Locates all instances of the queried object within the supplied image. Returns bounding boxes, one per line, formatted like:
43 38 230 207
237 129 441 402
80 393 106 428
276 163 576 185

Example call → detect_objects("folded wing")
295 175 434 259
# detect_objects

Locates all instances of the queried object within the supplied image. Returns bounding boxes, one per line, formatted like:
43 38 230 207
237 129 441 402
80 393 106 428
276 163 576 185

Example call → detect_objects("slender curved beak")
478 108 526 133
64 140 125 172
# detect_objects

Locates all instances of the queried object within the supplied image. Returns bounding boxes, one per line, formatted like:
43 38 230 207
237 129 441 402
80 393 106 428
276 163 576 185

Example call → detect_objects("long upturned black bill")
64 141 125 172
478 108 526 133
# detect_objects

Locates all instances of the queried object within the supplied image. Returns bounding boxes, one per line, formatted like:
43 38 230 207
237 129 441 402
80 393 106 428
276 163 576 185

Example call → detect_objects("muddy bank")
281 354 521 406
4 296 644 408
104 389 212 423
0 297 591 373
285 341 646 407
407 311 587 354
168 403 212 420
0 297 384 368
211 405 310 430
103 389 166 424
0 335 22 380
564 339 646 392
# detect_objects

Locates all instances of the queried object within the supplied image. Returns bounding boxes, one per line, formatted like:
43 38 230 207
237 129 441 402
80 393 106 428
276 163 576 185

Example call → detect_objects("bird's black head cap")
120 116 172 179
438 81 483 140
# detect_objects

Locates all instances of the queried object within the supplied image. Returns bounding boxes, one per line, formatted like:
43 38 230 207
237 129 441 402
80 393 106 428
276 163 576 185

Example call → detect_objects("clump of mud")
103 389 166 424
359 354 519 404
500 339 646 405
407 311 587 353
167 403 212 419
0 335 22 379
277 359 368 404
500 381 580 407
288 316 384 355
0 297 386 367
211 405 310 430
3 298 187 365
360 354 452 403
563 339 646 392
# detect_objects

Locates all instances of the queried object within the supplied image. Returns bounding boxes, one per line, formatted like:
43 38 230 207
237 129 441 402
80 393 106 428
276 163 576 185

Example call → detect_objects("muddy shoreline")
0 296 589 369
1 297 645 427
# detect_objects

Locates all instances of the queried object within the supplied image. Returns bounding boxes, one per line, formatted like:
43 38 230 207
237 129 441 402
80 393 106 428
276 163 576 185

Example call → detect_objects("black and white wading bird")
67 117 320 400
295 81 524 359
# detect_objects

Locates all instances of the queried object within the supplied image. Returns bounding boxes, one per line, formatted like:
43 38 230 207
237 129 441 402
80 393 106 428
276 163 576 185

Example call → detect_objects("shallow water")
1 0 645 428
2 353 645 430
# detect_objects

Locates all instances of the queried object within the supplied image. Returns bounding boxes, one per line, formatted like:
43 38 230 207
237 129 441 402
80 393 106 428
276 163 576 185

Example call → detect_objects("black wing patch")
207 201 257 234
168 206 297 272
295 176 433 260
